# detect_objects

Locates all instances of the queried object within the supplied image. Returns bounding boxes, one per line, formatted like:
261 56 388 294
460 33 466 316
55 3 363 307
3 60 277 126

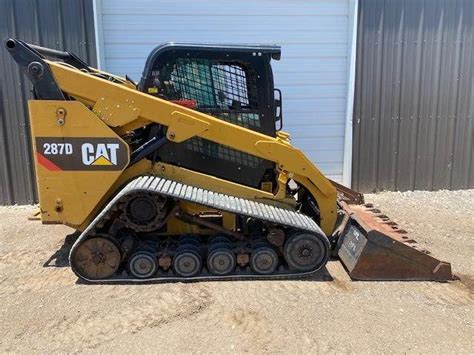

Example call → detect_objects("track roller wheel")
207 248 236 275
208 234 232 245
128 251 158 279
179 234 200 247
283 232 330 272
250 246 279 275
71 236 121 280
173 248 202 277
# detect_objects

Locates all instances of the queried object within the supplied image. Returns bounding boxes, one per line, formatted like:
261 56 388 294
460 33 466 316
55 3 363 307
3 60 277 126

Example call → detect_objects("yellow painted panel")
28 100 129 228
93 97 140 127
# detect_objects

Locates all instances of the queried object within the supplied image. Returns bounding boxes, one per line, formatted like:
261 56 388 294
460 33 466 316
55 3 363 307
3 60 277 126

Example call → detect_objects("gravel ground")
0 189 473 353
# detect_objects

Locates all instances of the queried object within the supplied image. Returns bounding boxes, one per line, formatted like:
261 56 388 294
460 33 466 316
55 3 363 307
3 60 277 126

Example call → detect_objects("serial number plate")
338 225 368 271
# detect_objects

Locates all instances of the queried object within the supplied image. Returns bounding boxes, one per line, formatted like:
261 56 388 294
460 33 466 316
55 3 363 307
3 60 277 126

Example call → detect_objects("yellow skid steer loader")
6 39 452 282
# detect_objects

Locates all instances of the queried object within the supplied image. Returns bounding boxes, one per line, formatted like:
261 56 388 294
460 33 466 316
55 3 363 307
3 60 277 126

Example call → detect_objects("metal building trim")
342 0 359 187
92 0 105 69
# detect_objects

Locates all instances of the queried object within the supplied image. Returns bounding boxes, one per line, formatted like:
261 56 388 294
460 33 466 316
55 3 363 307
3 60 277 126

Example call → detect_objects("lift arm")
47 61 338 234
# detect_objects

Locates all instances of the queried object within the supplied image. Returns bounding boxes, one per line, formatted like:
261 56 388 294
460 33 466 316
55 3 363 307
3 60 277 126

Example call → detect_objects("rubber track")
70 175 328 283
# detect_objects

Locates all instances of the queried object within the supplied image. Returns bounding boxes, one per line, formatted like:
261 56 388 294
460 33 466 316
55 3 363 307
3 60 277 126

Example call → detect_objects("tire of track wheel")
173 249 202 277
128 251 158 279
283 232 330 272
250 246 279 275
207 248 236 275
71 236 121 280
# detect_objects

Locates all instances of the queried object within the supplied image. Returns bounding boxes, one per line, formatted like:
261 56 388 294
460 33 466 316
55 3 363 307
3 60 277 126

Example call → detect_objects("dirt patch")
455 274 474 297
0 189 473 353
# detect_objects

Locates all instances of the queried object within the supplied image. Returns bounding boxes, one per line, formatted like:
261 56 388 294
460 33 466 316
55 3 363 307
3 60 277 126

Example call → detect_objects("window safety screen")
165 58 258 110
153 58 263 167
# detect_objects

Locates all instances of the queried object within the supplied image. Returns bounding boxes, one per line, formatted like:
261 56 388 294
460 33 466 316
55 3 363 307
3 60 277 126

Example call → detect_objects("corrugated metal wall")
353 0 474 192
0 0 96 204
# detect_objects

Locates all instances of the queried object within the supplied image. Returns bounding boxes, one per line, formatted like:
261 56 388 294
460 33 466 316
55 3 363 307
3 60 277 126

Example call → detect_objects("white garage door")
95 0 356 183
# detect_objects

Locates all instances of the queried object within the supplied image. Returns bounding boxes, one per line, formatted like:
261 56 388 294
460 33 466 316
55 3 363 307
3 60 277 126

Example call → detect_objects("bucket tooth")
336 203 453 281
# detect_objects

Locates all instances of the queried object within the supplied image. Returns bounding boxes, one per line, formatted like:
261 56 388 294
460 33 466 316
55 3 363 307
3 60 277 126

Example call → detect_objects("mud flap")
337 203 453 281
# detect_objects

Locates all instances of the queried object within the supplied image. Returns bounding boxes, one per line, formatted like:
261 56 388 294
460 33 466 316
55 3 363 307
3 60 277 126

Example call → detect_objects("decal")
81 143 120 166
35 152 62 171
35 137 128 171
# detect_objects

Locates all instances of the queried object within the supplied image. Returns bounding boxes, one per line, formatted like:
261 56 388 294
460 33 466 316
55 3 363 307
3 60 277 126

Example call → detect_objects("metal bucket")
336 202 453 281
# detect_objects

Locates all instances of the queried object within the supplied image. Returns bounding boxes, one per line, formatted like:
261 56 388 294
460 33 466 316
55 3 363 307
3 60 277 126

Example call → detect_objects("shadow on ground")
43 232 79 268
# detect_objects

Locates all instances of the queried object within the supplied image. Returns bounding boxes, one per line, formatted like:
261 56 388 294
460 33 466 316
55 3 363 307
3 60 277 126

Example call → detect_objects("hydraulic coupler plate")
337 202 453 281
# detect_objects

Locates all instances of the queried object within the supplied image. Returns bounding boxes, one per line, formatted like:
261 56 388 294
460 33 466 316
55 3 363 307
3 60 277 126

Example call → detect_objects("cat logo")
81 143 120 166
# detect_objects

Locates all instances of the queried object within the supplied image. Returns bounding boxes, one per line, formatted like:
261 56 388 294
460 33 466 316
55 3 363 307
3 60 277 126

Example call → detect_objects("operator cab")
139 43 283 189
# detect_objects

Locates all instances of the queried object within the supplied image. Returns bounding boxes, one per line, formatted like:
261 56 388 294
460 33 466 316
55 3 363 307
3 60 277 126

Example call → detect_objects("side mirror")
274 88 283 130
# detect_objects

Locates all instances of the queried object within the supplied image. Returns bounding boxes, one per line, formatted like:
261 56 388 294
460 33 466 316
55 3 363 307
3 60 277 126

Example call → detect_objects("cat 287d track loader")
6 39 453 282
